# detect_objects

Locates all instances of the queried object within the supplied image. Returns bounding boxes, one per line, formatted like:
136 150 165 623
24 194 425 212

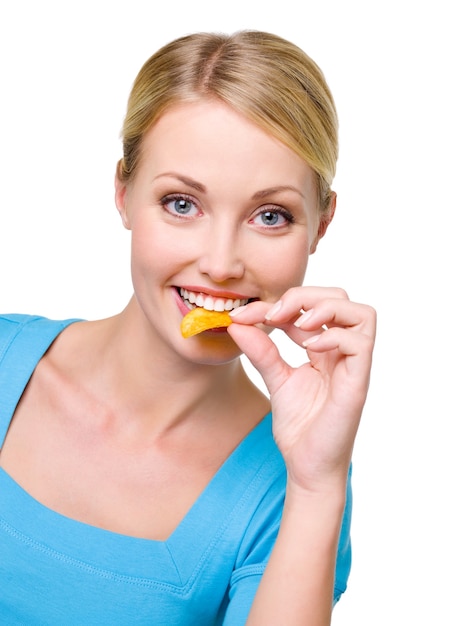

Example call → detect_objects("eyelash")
253 206 295 227
159 193 295 227
160 193 200 218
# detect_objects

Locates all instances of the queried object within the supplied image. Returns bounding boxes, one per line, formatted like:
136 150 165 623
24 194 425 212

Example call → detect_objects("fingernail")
265 300 282 320
294 309 314 328
229 305 247 317
302 335 320 347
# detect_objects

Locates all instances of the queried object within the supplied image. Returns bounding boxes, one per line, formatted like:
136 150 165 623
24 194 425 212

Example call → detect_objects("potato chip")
181 308 233 338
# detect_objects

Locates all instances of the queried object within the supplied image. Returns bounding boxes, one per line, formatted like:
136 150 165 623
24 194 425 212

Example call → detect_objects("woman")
0 31 376 624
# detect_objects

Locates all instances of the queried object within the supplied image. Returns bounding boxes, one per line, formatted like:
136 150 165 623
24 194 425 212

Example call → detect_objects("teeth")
205 296 215 311
214 298 225 312
180 288 249 311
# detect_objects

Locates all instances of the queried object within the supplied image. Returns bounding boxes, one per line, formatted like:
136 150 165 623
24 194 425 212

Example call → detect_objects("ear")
309 191 336 254
114 161 131 230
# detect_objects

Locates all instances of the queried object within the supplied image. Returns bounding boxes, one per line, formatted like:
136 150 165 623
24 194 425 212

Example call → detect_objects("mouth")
178 288 257 312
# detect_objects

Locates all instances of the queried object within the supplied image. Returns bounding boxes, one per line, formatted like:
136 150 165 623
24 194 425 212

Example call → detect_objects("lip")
173 285 258 320
177 285 256 300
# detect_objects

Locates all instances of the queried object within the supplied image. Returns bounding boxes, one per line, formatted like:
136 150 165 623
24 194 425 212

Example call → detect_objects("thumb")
228 323 291 395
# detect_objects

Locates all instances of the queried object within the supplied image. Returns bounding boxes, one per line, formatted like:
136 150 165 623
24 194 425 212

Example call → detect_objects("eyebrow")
251 186 305 200
153 172 206 193
154 172 305 200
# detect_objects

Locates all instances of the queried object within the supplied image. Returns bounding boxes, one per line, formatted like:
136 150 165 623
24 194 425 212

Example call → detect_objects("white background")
1 1 468 623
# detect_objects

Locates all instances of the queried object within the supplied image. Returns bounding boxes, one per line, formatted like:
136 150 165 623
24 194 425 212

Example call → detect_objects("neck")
64 305 269 440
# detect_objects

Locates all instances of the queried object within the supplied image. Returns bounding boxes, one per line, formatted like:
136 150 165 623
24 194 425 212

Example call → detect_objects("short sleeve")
219 464 353 623
334 463 353 604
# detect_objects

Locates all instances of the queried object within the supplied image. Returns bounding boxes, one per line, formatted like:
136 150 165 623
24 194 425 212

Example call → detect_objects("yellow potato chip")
181 308 232 338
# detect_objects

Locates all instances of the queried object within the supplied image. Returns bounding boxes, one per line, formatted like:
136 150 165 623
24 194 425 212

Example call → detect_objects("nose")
197 219 245 283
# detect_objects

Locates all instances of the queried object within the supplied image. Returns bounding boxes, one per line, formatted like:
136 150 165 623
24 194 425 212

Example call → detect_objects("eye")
251 207 294 228
161 194 200 218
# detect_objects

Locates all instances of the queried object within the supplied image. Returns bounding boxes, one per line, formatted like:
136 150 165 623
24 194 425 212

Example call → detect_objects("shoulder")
0 313 38 339
0 313 73 337
0 314 80 360
0 313 82 393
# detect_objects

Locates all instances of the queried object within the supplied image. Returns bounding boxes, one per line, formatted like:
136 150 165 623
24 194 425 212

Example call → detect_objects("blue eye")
172 199 193 214
252 208 294 228
260 211 281 226
161 194 199 217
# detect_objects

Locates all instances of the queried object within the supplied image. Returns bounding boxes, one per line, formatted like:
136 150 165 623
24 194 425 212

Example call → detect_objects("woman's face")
116 100 325 364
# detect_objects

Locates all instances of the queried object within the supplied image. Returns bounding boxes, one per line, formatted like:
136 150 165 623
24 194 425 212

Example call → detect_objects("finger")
230 300 324 349
303 327 375 381
289 299 376 340
227 322 292 395
229 300 277 325
230 287 349 326
265 286 350 324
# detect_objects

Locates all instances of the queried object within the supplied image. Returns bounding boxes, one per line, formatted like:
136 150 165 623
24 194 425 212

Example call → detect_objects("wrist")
281 476 347 544
286 466 349 504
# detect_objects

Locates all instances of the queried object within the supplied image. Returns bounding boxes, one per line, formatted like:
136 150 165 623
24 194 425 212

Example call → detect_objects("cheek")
129 222 197 285
256 235 311 295
129 225 173 279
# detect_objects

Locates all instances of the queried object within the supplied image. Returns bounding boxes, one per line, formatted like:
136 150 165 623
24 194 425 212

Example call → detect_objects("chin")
181 332 243 366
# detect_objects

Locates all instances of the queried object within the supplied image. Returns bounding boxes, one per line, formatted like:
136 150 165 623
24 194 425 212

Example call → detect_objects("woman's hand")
228 286 376 493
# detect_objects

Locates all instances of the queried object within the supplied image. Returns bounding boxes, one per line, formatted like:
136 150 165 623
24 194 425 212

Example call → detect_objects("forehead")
138 100 317 192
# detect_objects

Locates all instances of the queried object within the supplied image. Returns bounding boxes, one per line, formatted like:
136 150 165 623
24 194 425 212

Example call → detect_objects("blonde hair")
118 30 338 212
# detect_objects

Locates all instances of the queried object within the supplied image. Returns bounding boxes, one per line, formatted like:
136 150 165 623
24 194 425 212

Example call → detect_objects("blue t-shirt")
0 314 352 624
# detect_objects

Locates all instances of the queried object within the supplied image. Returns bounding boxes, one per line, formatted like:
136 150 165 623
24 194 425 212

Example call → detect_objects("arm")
228 287 376 625
246 478 346 624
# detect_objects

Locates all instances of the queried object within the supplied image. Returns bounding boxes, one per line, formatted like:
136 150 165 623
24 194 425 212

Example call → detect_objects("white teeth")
180 289 249 311
214 298 226 312
204 296 215 311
